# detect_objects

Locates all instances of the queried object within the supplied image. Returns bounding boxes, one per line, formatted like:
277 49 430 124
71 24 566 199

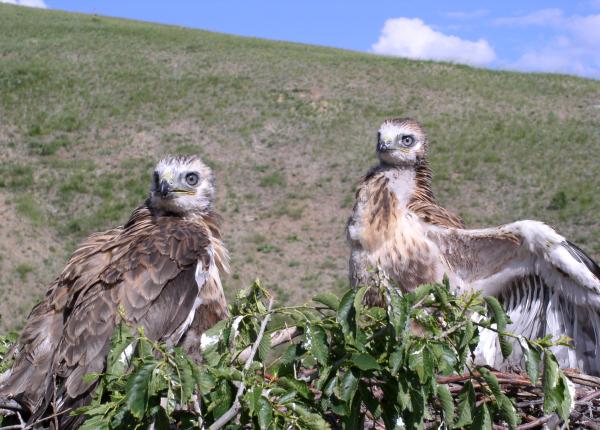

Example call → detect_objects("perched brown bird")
347 118 600 375
0 155 229 428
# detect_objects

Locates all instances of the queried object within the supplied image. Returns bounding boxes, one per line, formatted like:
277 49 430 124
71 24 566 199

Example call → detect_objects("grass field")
0 4 599 331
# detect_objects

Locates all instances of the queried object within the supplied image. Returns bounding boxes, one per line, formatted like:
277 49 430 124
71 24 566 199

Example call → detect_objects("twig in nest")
576 389 600 405
192 388 203 429
563 369 600 388
0 407 74 430
209 297 273 430
236 326 301 363
514 414 554 430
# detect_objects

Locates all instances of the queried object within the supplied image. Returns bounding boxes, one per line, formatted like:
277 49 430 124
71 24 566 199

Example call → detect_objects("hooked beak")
377 139 393 152
159 180 171 197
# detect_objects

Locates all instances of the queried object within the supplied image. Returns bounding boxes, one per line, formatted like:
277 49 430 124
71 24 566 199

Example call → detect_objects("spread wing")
429 220 600 375
2 207 226 426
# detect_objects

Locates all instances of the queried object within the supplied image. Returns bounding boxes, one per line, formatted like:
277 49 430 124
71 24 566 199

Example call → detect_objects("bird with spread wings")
347 118 600 375
0 155 229 429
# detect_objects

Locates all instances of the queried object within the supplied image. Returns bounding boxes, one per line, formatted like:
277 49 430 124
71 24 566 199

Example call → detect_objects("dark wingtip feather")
565 240 600 279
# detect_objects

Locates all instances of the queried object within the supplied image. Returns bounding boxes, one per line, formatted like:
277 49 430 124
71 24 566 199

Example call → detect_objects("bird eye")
185 172 199 186
401 135 415 146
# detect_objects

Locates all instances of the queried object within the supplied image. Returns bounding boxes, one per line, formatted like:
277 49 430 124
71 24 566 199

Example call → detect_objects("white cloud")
571 14 600 46
513 46 597 77
0 0 47 8
494 8 564 26
372 17 496 66
497 9 600 78
446 10 489 20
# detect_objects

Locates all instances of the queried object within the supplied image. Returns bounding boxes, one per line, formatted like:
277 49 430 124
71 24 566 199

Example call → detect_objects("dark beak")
377 140 391 152
159 180 171 197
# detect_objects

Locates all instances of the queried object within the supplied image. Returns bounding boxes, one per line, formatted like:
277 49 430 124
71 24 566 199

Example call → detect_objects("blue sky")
4 0 600 79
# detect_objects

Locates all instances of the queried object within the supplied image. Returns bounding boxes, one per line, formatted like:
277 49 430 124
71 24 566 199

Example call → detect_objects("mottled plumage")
0 155 229 428
348 118 600 375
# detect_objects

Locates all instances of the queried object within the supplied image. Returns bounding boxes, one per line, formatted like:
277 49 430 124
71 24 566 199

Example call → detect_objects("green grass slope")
1 4 599 331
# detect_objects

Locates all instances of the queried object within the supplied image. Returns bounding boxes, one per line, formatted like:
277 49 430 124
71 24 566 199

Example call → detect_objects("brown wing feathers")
1 204 226 427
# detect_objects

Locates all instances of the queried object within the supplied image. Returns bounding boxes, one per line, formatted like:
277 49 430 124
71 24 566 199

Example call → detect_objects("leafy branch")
1 278 597 429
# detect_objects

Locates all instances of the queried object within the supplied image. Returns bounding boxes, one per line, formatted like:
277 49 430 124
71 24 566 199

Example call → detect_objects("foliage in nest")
0 279 576 429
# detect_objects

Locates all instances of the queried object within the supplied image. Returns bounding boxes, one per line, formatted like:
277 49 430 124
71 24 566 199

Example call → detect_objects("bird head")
149 155 215 216
376 118 428 166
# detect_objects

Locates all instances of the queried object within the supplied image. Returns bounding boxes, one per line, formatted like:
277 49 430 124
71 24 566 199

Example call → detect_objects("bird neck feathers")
409 162 435 207
357 161 462 229
361 161 434 210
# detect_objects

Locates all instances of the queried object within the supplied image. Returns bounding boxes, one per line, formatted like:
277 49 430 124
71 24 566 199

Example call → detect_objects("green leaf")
471 403 492 430
408 343 434 384
542 352 559 413
480 368 518 429
499 335 513 359
380 381 400 428
258 329 271 362
195 366 216 394
79 413 111 430
454 381 476 427
431 343 457 375
522 339 542 384
389 348 403 375
437 384 454 424
324 374 338 397
109 406 129 428
278 390 297 405
280 343 303 365
315 366 333 391
106 323 134 376
211 381 233 419
498 394 519 429
480 368 501 397
458 320 476 356
137 336 154 359
542 352 572 420
125 360 159 419
413 283 435 302
81 373 99 384
344 388 363 429
306 324 329 366
484 296 507 330
349 353 380 371
173 350 194 403
148 366 167 396
279 377 312 400
313 292 340 311
257 397 273 429
353 286 369 319
340 369 359 412
337 290 357 338
484 296 512 358
388 288 410 337
245 385 262 416
154 406 171 430
291 402 332 430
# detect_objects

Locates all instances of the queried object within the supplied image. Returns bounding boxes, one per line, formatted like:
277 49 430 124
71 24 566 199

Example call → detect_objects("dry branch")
236 326 302 363
209 298 274 430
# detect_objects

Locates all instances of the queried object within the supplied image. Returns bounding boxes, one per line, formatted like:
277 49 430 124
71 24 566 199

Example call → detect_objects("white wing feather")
429 220 600 375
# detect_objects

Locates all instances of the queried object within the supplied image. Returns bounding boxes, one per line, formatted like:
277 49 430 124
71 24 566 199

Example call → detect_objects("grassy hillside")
0 4 599 331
